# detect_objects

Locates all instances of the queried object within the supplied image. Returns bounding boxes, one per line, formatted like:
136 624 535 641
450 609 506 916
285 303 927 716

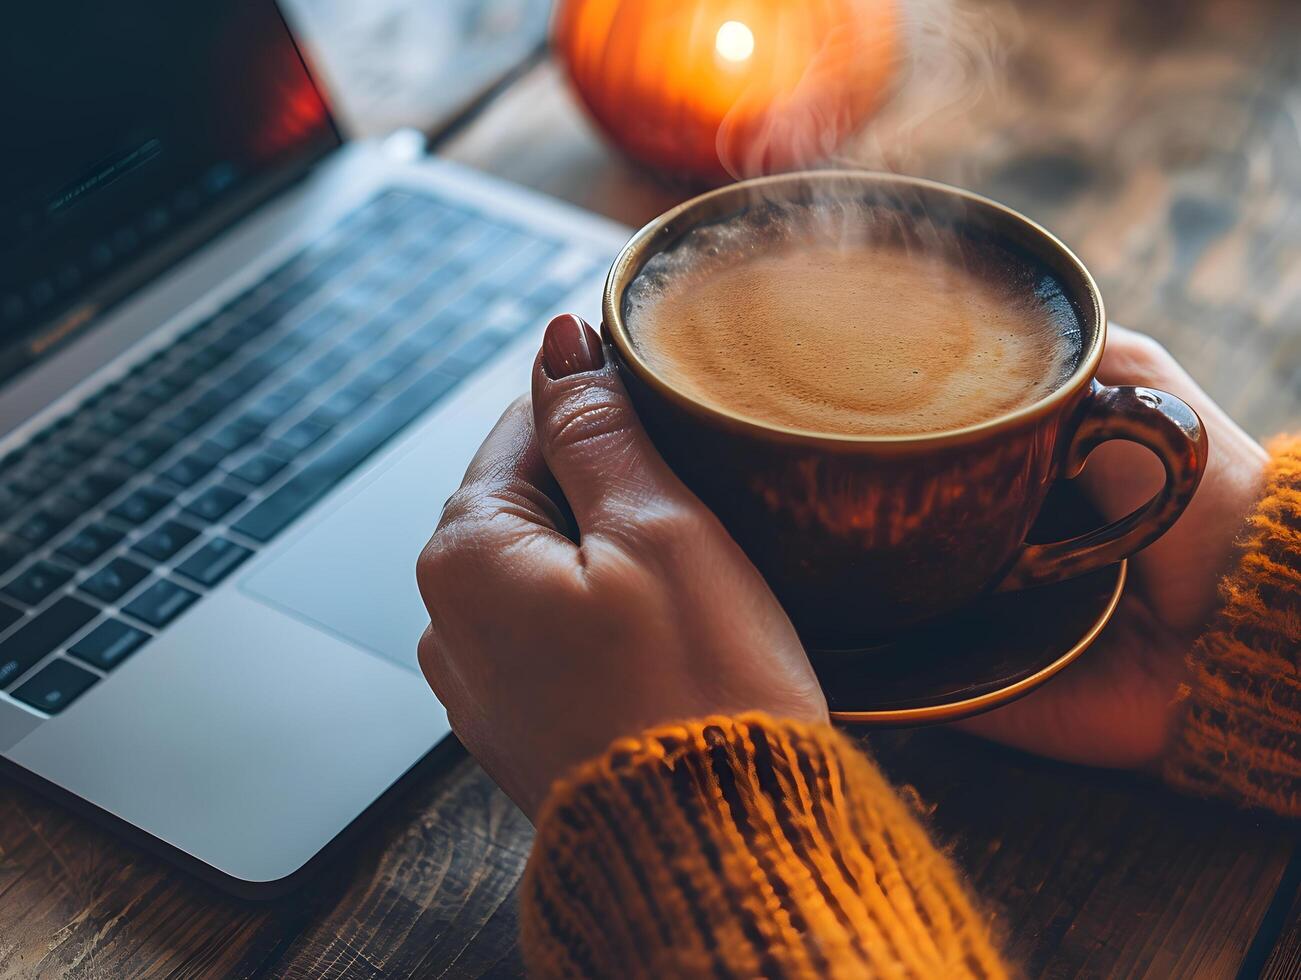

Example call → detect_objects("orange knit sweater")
522 440 1300 978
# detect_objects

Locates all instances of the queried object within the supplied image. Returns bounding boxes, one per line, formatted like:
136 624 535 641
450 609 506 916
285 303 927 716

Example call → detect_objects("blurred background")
281 0 551 138
282 0 1298 438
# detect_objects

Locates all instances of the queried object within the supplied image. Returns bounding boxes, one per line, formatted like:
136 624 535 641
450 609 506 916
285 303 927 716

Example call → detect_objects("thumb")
531 313 687 535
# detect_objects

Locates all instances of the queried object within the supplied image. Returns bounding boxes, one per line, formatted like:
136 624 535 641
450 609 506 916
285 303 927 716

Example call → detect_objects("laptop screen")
0 1 340 388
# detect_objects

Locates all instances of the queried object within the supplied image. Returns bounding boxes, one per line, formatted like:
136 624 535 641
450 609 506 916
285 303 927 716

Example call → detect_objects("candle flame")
715 20 755 63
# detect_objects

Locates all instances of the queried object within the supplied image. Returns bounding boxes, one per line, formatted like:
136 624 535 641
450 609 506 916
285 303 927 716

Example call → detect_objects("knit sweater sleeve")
1163 435 1300 817
520 713 1007 979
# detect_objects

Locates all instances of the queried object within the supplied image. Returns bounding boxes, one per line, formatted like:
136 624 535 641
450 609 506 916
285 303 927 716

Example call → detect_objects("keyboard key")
13 498 81 547
0 597 98 686
392 335 439 364
132 520 201 561
234 365 459 542
295 350 350 387
208 418 265 453
57 523 125 565
80 557 149 603
336 328 378 358
0 487 26 523
139 378 181 403
0 598 20 633
228 451 289 487
11 658 99 713
444 328 512 373
65 468 128 508
116 432 176 470
224 354 278 391
111 395 157 423
89 410 135 439
480 238 558 292
451 223 520 268
352 315 402 348
185 484 244 522
3 560 74 606
185 344 231 371
293 308 346 340
129 349 170 380
520 289 570 324
160 444 224 487
244 382 311 426
161 388 229 435
175 537 253 587
69 619 149 670
109 485 172 524
0 539 26 576
315 386 371 424
208 327 251 356
62 432 106 459
304 250 353 285
85 381 124 407
162 359 206 390
41 443 89 471
123 580 199 628
32 417 72 443
273 418 330 455
224 314 269 344
10 463 67 498
261 332 309 364
355 353 413 391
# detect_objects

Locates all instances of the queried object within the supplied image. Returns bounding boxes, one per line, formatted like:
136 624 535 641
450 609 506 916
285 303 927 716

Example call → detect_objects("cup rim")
602 170 1107 448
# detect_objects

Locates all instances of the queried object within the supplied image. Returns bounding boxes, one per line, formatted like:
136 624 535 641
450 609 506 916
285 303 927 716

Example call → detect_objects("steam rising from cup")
704 0 1012 262
715 0 1010 182
555 0 1009 184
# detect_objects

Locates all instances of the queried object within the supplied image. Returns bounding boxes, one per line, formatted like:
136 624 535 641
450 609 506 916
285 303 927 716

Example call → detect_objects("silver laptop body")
0 1 626 896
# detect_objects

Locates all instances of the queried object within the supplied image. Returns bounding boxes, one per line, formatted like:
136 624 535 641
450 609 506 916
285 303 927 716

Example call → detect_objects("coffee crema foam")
624 200 1083 437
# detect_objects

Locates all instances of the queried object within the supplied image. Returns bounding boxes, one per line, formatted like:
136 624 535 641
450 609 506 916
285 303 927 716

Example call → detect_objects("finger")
1099 325 1259 450
1080 326 1187 523
437 394 572 538
1085 325 1262 518
1082 325 1267 627
530 313 693 535
953 595 1185 769
420 396 577 621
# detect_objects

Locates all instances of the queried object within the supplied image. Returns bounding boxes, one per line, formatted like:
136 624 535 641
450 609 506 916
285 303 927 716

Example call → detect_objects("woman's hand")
416 314 826 818
959 325 1270 769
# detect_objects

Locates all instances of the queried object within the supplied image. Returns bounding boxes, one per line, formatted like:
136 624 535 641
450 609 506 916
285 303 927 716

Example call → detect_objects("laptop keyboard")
0 189 604 715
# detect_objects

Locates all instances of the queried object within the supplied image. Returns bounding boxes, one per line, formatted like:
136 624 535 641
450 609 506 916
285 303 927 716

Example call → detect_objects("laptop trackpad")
239 411 494 672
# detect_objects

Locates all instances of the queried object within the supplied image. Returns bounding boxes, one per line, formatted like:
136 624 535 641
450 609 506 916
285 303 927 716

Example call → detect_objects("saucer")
810 484 1127 726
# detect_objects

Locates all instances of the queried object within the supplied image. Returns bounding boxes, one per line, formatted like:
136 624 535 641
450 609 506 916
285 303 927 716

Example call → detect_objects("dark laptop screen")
0 1 339 387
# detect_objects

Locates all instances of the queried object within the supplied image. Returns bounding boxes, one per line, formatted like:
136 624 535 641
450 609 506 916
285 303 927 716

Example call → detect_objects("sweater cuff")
521 713 1007 979
1163 435 1301 817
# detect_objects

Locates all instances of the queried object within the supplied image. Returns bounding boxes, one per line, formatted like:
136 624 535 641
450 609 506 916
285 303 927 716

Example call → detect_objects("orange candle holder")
553 0 900 184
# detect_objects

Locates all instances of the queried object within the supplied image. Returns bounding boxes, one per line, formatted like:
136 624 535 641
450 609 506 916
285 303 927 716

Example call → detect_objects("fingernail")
542 314 604 379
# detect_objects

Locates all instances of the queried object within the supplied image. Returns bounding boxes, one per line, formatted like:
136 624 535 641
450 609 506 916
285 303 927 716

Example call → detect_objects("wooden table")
3 0 1298 976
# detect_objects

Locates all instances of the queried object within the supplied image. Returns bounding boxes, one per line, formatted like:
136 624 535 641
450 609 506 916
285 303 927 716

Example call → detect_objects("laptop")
0 1 628 897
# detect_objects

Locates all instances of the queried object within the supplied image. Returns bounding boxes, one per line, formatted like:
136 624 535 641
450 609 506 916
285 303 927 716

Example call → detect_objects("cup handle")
999 381 1208 590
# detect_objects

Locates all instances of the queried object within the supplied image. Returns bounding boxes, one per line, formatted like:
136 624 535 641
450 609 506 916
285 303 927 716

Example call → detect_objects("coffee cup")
601 171 1207 645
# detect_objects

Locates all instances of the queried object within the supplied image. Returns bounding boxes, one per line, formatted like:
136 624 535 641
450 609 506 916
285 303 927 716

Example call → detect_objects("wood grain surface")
2 0 1298 976
1261 878 1301 980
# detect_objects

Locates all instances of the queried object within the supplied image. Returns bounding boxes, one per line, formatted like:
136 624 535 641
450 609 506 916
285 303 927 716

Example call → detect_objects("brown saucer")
811 484 1127 726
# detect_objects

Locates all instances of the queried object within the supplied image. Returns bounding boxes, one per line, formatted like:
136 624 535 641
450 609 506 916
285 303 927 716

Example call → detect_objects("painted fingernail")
542 314 604 379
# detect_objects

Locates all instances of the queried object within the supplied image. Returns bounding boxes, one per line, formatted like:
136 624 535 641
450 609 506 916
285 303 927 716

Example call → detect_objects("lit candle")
554 0 899 182
714 20 756 64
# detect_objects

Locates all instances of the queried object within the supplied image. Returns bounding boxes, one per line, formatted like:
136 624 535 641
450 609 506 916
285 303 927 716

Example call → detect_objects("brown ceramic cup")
601 172 1208 646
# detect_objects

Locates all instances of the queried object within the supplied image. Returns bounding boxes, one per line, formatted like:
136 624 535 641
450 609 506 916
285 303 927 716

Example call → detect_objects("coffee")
607 174 1205 640
625 201 1083 436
